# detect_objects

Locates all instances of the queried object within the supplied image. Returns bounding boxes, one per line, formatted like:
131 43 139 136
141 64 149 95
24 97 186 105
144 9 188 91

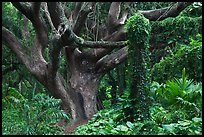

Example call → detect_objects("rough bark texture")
2 2 191 125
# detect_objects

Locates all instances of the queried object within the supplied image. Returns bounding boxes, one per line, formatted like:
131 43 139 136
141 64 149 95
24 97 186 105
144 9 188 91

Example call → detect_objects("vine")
124 13 151 122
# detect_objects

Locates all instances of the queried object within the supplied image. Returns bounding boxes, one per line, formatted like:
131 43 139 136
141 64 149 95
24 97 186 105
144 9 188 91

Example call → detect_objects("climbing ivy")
124 13 151 122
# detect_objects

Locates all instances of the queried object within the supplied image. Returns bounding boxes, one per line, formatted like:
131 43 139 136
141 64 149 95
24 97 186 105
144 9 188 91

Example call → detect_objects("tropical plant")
2 88 70 135
162 117 202 135
150 68 202 119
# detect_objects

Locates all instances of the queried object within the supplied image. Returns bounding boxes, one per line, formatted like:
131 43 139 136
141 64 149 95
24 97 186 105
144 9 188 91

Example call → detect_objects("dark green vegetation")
75 3 202 135
2 2 202 135
151 34 202 83
2 88 69 135
124 14 151 122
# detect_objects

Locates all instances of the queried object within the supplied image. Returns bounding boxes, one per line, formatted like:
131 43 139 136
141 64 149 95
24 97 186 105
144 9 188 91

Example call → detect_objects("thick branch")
43 2 58 34
81 27 127 61
57 24 127 49
79 41 127 48
47 2 66 30
107 2 121 34
11 2 33 21
46 2 72 77
108 2 121 21
118 10 128 25
32 2 48 46
73 3 94 35
95 46 128 74
3 4 48 83
12 2 48 47
32 2 41 16
140 2 193 21
72 2 83 21
90 28 127 60
2 27 32 72
47 39 64 77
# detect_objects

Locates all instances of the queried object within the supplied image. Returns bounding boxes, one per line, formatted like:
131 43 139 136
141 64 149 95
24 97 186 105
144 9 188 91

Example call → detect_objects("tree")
2 2 192 123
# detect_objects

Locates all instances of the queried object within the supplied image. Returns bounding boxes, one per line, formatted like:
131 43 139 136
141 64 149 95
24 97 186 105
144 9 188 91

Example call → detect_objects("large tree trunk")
43 47 102 121
69 72 100 119
65 48 102 120
46 71 100 121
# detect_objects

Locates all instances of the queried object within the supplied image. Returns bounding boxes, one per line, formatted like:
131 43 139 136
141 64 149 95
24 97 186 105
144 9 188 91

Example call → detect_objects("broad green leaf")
192 117 202 122
126 121 134 128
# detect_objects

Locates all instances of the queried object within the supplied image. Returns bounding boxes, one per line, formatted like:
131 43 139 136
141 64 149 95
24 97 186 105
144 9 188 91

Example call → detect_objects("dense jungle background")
2 2 202 135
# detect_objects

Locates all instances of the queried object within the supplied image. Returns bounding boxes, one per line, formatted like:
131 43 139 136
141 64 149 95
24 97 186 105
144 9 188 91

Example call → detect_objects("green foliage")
75 68 202 135
180 2 202 17
124 13 151 121
125 13 151 46
151 34 202 83
162 117 202 135
74 107 151 135
149 8 202 67
151 16 202 45
2 88 69 135
2 2 22 38
74 104 201 135
150 68 202 119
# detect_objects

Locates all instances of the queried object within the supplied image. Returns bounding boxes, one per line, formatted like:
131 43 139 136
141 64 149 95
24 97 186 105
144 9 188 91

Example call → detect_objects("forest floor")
56 118 90 135
64 119 89 135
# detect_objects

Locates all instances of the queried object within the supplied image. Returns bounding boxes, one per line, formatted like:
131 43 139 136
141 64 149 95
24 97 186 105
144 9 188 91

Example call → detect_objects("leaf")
178 120 191 126
116 125 128 132
192 117 202 123
162 124 175 133
120 125 129 132
126 121 134 128
93 122 100 127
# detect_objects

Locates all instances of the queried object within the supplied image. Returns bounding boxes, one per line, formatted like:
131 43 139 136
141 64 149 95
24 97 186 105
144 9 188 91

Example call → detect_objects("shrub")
149 68 202 119
150 34 202 83
149 15 202 67
2 88 70 135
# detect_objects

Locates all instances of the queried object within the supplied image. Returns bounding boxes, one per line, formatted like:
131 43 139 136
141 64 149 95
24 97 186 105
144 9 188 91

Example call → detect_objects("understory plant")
150 68 202 118
2 87 70 135
151 34 202 83
74 68 202 135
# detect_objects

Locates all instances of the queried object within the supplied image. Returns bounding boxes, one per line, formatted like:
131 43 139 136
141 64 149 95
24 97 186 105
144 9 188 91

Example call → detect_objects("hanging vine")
124 13 151 122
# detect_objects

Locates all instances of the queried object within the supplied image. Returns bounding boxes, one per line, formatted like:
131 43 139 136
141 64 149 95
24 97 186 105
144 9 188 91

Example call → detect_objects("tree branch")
47 2 66 30
140 2 193 21
2 27 32 72
78 41 127 48
32 2 41 16
73 2 94 35
12 2 48 47
107 2 121 34
91 28 127 59
57 23 127 49
47 39 64 77
11 2 33 21
95 46 128 74
32 2 48 46
43 2 58 34
72 2 83 21
5 3 48 84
